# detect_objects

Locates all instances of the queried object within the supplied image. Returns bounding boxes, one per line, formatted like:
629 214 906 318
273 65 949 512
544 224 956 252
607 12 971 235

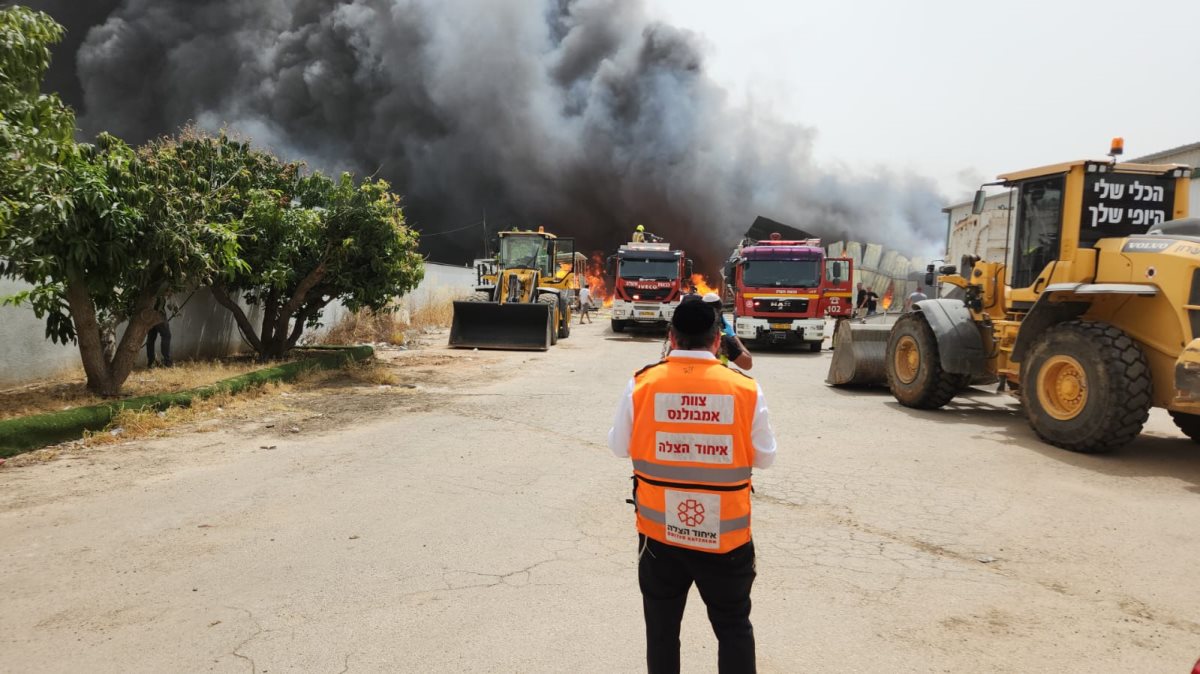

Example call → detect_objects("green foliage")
186 136 425 357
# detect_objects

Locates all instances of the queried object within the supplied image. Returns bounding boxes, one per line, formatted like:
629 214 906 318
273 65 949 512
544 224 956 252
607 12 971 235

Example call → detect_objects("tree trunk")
64 280 161 397
64 279 118 396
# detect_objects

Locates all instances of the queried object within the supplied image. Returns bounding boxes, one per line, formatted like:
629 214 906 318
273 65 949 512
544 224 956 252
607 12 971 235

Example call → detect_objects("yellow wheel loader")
449 228 580 350
831 142 1197 453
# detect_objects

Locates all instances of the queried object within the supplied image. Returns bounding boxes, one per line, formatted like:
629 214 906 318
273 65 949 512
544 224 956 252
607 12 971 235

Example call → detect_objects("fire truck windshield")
742 259 820 288
619 257 678 279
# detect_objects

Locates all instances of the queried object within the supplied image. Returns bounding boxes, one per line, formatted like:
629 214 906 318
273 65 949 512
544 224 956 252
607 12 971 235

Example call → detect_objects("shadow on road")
880 389 1200 493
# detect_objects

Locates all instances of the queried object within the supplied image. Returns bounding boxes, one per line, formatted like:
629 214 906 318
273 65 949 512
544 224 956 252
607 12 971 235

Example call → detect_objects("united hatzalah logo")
677 499 706 527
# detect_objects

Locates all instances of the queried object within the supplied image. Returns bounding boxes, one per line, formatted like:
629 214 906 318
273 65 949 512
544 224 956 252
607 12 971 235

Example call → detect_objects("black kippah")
672 296 715 334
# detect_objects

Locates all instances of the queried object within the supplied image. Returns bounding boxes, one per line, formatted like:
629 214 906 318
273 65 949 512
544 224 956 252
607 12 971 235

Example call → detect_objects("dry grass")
81 382 294 447
322 297 457 347
0 359 287 422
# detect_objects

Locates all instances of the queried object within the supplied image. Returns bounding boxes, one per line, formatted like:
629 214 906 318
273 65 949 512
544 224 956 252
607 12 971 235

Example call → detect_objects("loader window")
499 236 549 271
1012 175 1064 290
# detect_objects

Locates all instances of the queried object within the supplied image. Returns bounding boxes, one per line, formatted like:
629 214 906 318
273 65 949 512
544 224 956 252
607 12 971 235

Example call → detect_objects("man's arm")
724 335 752 370
751 383 776 468
607 378 635 458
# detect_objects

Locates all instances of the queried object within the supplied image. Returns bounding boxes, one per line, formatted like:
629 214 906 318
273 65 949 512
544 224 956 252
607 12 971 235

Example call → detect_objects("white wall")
0 261 477 388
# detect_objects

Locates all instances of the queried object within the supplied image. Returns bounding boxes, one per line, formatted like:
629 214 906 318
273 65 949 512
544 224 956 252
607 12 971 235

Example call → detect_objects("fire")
690 273 719 297
586 252 613 308
881 281 895 311
559 261 573 278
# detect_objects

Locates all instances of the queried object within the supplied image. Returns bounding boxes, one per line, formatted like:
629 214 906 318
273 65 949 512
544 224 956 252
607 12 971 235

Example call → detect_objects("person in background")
905 285 928 312
578 282 594 324
146 303 173 368
703 293 752 370
855 282 868 318
864 288 880 316
607 296 777 673
632 224 647 243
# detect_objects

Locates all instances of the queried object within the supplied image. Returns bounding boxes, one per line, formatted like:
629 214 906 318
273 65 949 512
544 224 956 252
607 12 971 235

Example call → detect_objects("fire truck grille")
756 298 809 313
630 287 674 301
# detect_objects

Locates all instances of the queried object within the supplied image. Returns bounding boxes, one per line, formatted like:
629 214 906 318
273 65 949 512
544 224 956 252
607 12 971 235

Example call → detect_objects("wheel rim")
1037 355 1088 421
894 335 920 384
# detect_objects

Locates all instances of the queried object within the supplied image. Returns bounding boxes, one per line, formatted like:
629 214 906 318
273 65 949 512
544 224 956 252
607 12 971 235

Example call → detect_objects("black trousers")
146 322 172 366
638 534 756 674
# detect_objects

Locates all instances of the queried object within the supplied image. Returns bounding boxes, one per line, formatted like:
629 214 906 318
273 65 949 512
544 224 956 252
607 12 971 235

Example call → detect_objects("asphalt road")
2 318 1199 673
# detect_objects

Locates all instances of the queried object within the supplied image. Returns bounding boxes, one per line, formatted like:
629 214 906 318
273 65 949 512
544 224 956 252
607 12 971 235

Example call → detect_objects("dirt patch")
0 345 505 471
0 358 290 421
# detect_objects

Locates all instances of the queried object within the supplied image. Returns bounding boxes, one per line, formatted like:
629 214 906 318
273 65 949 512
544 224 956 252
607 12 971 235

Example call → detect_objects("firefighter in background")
633 224 665 243
608 296 777 673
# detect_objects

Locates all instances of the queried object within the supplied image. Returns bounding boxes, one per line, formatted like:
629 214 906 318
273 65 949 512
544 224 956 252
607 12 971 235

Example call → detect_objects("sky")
645 0 1200 202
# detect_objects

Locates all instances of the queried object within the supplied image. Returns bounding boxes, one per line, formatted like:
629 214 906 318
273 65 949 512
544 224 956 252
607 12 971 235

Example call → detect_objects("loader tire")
557 296 571 339
611 319 627 333
1021 321 1151 454
885 312 968 409
1168 412 1200 443
538 294 559 345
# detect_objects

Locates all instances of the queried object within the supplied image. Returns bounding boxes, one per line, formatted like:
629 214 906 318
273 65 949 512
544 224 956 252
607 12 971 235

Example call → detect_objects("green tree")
1 9 244 395
210 171 425 359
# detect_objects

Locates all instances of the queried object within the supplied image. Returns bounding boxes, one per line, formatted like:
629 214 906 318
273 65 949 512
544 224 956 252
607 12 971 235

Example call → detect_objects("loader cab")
498 232 553 274
994 160 1191 307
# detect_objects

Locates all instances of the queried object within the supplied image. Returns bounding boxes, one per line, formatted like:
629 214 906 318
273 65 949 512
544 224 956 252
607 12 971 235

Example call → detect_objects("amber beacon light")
1108 136 1124 157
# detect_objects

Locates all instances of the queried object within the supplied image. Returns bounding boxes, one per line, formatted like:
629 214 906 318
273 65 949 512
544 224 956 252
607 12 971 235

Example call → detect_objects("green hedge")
0 345 373 458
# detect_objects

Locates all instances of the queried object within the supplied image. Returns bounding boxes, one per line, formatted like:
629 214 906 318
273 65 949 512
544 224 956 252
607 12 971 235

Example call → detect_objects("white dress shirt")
606 349 777 469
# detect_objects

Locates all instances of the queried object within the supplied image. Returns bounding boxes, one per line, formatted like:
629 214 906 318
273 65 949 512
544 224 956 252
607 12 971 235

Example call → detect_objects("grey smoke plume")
52 0 947 270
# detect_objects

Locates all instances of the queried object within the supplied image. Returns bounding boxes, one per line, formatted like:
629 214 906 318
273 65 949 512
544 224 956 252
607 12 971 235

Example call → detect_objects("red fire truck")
722 234 854 350
607 241 693 332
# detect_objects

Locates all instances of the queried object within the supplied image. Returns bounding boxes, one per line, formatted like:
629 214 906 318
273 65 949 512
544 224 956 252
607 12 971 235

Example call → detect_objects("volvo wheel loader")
449 228 579 350
831 141 1197 453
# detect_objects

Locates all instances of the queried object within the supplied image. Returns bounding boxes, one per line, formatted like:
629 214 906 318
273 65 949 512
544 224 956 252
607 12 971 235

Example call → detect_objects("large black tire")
538 294 559 345
1021 321 1151 454
1169 412 1200 443
611 319 627 333
885 312 970 409
557 296 571 339
807 341 822 353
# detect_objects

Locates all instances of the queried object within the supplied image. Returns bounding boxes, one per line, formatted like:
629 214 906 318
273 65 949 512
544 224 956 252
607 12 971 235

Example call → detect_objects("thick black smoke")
31 0 945 271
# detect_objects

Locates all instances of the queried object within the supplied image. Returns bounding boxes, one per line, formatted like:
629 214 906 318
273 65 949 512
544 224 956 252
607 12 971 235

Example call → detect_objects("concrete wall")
0 277 81 387
0 261 476 388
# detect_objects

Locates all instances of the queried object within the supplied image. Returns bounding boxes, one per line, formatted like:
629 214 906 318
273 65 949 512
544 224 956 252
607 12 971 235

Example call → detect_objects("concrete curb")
0 345 374 458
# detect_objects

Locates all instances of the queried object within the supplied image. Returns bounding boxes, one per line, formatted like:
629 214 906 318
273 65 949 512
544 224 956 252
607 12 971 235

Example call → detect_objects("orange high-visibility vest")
629 355 758 553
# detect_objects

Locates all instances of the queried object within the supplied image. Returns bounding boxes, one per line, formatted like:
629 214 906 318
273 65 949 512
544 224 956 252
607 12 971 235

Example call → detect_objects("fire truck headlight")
633 294 640 300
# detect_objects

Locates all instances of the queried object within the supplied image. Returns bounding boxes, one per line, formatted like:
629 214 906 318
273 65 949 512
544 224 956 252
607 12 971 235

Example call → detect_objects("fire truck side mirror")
924 264 936 287
831 262 843 281
684 259 693 277
606 255 616 277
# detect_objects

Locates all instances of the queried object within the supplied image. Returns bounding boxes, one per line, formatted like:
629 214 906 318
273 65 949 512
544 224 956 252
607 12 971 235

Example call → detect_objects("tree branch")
212 283 264 354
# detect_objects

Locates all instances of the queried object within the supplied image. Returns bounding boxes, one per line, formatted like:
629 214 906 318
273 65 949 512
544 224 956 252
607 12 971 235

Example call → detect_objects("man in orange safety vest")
608 296 777 673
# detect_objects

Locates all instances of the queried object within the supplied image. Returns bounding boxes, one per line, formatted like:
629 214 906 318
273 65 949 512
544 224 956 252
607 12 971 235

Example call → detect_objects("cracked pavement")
2 321 1200 672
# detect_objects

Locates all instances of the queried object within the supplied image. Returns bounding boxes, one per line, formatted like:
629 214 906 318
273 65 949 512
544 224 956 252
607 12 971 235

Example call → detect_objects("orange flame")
881 281 895 310
690 273 719 297
586 252 613 308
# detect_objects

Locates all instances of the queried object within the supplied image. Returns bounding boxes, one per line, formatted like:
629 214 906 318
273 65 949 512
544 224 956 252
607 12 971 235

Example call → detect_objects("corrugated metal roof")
1130 141 1200 163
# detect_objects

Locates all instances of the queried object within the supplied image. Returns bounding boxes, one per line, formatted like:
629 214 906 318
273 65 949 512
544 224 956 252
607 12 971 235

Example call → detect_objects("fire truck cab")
607 242 693 332
723 234 854 351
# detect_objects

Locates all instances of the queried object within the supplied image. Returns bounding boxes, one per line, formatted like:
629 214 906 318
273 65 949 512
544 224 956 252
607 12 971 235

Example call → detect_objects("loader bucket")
826 319 894 386
448 301 553 351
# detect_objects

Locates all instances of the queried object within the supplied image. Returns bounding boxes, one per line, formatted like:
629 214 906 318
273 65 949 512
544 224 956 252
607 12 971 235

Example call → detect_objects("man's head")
670 297 720 351
636 224 645 232
701 292 723 319
582 282 589 289
857 282 864 290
